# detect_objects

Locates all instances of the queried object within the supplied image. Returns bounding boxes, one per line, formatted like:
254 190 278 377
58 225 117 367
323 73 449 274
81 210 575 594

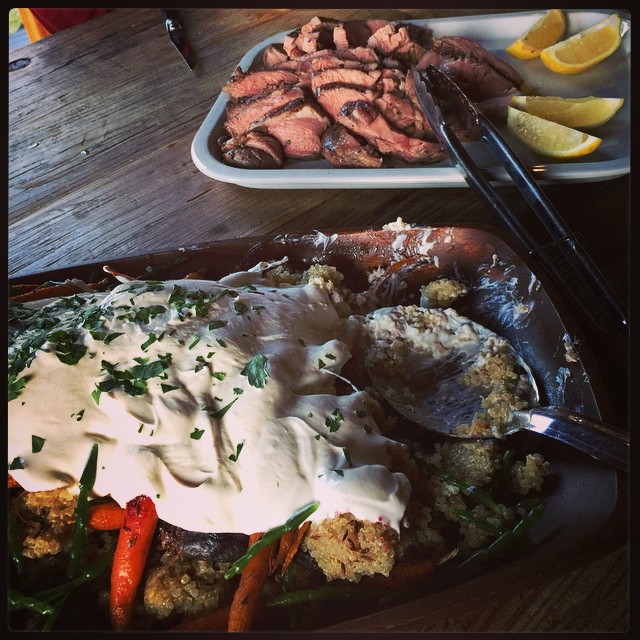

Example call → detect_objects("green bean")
8 512 25 581
66 442 99 580
458 502 544 568
424 463 503 516
224 501 320 579
8 590 55 616
36 549 114 603
452 508 504 534
8 552 112 630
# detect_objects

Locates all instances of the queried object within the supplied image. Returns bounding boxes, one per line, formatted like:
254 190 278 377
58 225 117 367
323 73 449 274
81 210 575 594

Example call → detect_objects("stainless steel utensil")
364 306 629 473
162 9 196 71
410 65 628 340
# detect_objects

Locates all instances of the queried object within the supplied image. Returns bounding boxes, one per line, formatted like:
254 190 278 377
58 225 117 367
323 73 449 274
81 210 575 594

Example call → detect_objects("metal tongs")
411 65 629 340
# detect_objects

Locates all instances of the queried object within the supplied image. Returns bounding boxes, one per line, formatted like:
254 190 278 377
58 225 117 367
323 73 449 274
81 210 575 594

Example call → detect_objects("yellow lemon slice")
507 106 602 158
540 13 622 74
506 9 566 60
510 95 624 128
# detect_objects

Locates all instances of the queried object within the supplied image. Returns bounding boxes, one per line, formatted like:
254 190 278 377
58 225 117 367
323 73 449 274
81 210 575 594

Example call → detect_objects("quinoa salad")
8 244 551 632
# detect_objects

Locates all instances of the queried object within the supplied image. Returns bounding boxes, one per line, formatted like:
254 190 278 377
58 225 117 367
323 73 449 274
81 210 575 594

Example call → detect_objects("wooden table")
8 8 630 634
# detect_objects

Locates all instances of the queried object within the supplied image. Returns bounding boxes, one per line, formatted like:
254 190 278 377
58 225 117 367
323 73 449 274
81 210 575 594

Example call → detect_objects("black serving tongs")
411 65 629 342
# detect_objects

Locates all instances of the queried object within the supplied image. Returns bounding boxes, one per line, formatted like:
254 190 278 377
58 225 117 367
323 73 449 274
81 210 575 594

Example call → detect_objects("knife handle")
162 9 180 32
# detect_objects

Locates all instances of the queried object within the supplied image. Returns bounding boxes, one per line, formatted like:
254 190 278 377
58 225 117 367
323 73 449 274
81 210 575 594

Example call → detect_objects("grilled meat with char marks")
218 15 524 169
219 132 284 169
321 123 383 168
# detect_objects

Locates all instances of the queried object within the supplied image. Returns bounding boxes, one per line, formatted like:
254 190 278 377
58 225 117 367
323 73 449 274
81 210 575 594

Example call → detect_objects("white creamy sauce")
8 270 411 535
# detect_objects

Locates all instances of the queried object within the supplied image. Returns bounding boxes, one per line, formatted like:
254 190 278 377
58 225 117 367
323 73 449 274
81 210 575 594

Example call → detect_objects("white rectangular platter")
191 10 631 189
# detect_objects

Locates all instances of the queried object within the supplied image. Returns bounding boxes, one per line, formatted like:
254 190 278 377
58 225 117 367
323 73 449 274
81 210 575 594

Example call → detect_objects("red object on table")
19 9 112 42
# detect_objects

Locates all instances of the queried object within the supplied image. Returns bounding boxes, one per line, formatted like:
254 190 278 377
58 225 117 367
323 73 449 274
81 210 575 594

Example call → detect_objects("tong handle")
434 120 542 255
477 113 629 336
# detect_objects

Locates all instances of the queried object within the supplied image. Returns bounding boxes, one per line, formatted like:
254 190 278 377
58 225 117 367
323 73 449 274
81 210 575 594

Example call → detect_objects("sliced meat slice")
315 83 380 121
434 36 523 87
295 16 339 54
436 57 520 102
310 67 382 94
219 132 284 169
222 66 299 99
375 89 429 138
333 19 390 49
224 86 305 138
283 29 304 58
300 15 340 35
262 43 290 68
338 100 445 164
367 22 429 66
297 47 380 74
416 48 519 103
321 123 383 168
258 102 331 160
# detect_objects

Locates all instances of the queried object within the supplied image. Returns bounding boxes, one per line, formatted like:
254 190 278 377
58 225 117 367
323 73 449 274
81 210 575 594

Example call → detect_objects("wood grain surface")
8 8 631 634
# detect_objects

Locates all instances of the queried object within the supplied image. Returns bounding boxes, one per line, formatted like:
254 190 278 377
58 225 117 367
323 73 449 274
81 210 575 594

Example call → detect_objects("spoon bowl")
363 305 629 472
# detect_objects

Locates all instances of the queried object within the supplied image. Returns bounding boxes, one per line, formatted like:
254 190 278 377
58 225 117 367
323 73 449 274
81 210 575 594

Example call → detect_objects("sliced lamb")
338 100 445 164
257 101 331 159
219 132 284 169
283 30 304 58
297 47 380 74
333 19 390 49
224 86 306 138
222 66 300 100
262 43 290 68
416 35 524 102
321 123 383 168
291 16 340 55
315 83 380 122
375 90 429 139
310 67 382 95
300 15 340 35
435 56 519 102
367 22 430 67
434 36 523 87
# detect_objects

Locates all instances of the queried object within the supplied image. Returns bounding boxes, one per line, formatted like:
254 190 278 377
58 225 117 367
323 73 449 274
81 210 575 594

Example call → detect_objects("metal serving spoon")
363 306 629 473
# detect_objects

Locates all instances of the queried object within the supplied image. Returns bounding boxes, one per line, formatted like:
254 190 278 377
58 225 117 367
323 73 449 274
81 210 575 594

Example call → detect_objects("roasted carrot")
109 495 158 631
279 520 311 577
227 532 274 632
9 283 84 302
271 529 295 574
170 605 231 631
88 500 125 531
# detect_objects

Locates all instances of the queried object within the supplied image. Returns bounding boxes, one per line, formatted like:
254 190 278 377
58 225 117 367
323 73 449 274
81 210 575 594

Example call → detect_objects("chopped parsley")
240 354 269 388
325 408 344 433
31 435 46 453
92 357 170 403
190 428 205 440
229 442 244 462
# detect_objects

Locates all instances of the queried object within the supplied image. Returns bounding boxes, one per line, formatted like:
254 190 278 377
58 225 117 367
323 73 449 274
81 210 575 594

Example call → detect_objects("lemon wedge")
507 106 602 158
540 13 622 74
510 95 624 129
506 9 566 60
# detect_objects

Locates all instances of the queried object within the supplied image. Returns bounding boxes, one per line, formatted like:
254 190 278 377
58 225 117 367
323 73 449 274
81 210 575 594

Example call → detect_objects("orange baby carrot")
227 532 274 632
109 495 158 631
88 500 125 530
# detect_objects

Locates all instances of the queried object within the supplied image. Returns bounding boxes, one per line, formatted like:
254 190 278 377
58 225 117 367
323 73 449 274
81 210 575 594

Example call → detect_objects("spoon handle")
520 407 629 473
